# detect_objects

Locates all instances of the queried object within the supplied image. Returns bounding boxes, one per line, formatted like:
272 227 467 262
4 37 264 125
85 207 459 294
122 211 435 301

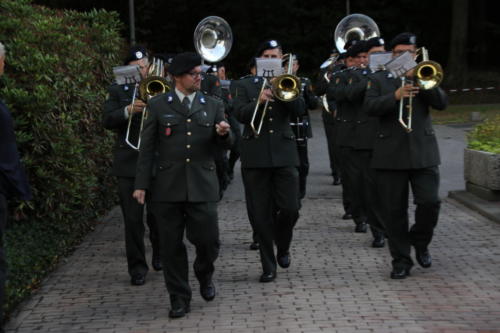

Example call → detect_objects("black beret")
256 39 281 57
247 57 256 70
389 32 417 49
169 52 202 76
124 45 148 65
366 37 385 51
344 38 360 51
346 40 368 57
154 53 176 65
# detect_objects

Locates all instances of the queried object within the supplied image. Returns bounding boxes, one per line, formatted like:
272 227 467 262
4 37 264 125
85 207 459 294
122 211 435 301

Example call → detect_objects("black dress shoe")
259 271 276 283
333 178 341 185
342 213 353 220
130 273 146 286
372 236 385 248
168 304 190 318
200 280 216 301
277 252 291 268
390 267 410 279
249 242 260 250
152 255 162 271
354 222 368 233
415 247 432 268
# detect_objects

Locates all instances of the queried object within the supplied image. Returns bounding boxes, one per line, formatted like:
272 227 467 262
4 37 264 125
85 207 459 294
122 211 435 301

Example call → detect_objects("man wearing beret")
103 45 161 286
133 52 232 318
327 40 369 233
233 39 305 283
342 37 387 248
364 32 448 279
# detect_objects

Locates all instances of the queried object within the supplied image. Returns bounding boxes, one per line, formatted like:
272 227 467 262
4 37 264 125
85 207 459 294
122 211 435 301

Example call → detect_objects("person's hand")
258 88 274 105
127 100 147 115
215 121 231 136
395 84 419 101
133 189 146 205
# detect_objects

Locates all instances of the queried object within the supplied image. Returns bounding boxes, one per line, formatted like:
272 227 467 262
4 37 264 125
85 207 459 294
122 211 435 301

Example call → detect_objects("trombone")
250 54 301 136
398 47 443 132
125 57 170 150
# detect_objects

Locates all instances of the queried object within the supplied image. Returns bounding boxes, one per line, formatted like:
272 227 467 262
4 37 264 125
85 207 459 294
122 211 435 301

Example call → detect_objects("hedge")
0 0 124 319
468 114 500 154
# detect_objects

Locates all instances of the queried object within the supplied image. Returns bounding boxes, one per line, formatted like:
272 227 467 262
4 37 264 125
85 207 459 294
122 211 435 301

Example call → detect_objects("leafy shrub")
0 0 124 318
467 114 500 154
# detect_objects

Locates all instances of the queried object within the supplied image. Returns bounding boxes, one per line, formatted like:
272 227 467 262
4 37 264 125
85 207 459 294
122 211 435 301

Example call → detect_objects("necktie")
182 96 191 110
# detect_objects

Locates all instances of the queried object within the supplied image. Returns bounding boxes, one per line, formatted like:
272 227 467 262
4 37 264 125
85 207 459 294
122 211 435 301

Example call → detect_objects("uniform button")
269 118 273 122
187 119 192 123
187 132 192 136
186 158 191 162
186 144 191 149
167 123 171 126
268 106 273 110
269 130 274 134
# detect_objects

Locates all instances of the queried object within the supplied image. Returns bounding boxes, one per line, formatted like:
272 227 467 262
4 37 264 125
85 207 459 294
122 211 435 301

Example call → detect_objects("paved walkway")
5 111 500 333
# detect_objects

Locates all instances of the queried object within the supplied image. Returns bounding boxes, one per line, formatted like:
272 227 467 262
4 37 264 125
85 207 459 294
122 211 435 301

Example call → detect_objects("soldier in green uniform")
285 54 318 199
233 40 305 283
344 37 387 247
327 40 369 232
364 33 448 279
103 46 161 286
133 52 232 318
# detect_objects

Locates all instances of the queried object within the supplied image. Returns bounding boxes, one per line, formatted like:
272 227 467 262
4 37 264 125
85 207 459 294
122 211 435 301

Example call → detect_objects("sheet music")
256 58 283 79
384 51 417 78
369 52 393 72
113 65 141 85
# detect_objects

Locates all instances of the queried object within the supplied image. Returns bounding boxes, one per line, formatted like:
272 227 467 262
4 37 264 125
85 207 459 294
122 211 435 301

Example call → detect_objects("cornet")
398 47 443 132
250 54 301 136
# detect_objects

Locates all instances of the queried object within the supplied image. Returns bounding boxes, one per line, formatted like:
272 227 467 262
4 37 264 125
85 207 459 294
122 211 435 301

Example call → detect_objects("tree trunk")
447 0 469 87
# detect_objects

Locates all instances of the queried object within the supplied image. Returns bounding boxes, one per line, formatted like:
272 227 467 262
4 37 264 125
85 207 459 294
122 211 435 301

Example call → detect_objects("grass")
431 104 500 124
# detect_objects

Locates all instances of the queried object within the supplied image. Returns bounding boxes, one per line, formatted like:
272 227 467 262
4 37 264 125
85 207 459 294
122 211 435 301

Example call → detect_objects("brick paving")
5 111 500 333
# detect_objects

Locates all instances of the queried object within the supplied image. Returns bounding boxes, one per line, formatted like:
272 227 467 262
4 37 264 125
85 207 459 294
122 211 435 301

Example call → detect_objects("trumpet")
250 54 301 136
125 57 170 150
398 47 443 132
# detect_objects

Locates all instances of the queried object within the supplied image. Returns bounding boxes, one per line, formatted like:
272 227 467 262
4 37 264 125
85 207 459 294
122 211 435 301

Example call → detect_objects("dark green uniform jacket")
103 83 140 177
135 91 233 202
232 76 306 168
364 71 448 169
299 76 318 138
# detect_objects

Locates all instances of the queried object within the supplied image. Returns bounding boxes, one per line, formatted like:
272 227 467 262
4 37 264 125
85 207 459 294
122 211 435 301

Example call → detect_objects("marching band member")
103 46 161 286
233 40 305 282
364 33 448 279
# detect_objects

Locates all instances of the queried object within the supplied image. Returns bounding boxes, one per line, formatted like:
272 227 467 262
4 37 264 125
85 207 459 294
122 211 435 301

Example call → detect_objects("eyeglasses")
187 71 203 78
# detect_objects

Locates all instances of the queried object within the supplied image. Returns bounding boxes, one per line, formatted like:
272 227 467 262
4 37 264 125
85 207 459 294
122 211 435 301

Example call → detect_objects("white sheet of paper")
113 65 141 85
256 58 283 78
369 52 393 72
384 51 417 78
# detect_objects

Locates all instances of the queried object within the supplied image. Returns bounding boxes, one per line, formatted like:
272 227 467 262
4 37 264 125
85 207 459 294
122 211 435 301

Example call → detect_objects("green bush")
467 114 500 154
0 0 124 318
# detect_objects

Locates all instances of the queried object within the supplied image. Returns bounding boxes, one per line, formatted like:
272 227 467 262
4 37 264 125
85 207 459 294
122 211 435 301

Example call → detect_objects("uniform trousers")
150 201 220 306
353 150 385 236
0 193 6 331
241 167 300 274
322 119 340 180
117 177 159 277
375 166 441 269
339 146 365 224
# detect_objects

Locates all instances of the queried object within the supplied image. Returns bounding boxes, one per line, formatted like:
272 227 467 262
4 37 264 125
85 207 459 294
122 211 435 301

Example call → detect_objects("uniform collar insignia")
387 73 393 78
254 77 259 84
362 70 368 75
200 96 206 104
167 94 173 103
123 85 129 91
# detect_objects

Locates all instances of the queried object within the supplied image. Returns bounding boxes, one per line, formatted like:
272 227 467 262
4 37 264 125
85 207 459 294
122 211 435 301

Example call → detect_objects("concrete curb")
448 190 500 224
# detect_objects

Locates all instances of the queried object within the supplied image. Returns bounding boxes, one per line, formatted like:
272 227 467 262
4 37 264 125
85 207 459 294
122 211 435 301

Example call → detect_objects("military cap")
256 39 282 57
344 38 360 51
346 40 368 57
389 32 417 50
169 52 202 76
366 37 385 50
124 45 149 65
154 53 176 65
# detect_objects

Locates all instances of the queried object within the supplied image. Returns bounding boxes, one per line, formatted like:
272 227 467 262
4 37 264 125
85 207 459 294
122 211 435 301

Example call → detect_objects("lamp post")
129 0 136 45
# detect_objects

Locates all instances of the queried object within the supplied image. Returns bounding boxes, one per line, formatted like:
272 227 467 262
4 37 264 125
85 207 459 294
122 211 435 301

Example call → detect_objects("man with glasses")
133 52 232 318
103 45 161 286
233 40 305 283
364 33 447 279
